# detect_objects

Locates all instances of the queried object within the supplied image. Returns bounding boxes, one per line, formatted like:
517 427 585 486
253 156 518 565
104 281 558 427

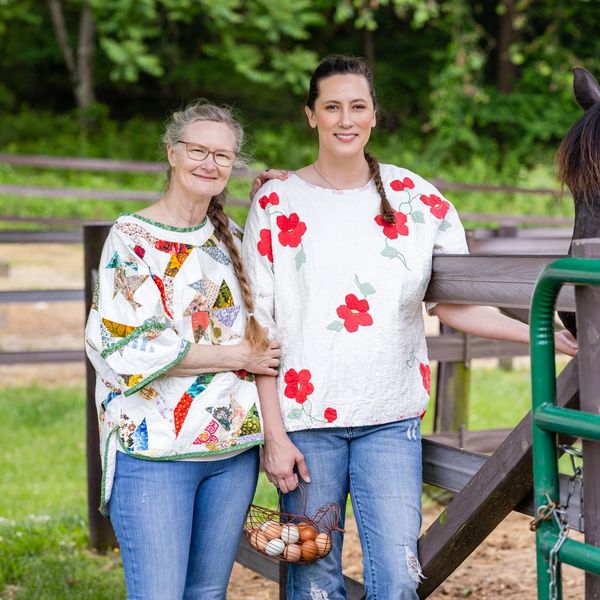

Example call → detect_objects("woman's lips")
334 133 358 143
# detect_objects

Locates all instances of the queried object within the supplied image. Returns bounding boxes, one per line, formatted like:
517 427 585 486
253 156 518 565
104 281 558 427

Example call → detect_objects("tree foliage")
1 0 599 166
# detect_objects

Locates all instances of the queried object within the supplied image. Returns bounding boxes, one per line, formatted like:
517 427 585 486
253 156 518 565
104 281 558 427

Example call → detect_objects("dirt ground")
0 243 586 598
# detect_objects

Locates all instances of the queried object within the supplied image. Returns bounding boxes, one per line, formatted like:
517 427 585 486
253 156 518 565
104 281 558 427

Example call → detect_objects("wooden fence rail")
78 224 586 599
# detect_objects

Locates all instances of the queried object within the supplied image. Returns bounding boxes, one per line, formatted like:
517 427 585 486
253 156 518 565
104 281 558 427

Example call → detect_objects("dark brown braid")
207 191 270 350
365 152 395 224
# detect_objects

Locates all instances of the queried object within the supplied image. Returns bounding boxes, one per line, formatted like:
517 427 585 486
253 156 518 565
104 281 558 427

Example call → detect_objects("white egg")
280 524 300 545
265 538 286 556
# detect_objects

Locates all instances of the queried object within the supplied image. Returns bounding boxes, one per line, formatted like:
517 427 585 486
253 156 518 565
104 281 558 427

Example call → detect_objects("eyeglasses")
177 140 237 167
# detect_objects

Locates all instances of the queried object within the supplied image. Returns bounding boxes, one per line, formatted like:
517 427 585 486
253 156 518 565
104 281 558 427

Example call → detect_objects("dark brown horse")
556 67 600 338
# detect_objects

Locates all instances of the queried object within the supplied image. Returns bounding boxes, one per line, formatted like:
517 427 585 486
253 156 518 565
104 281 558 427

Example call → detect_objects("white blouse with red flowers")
241 164 468 432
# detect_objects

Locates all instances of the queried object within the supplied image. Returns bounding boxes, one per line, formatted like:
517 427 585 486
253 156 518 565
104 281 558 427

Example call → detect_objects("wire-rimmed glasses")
177 140 237 167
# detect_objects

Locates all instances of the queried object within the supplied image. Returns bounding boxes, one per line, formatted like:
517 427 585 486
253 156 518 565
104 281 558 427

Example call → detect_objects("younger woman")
242 56 576 599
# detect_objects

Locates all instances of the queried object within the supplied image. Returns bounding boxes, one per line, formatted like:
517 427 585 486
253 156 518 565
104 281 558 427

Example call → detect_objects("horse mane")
556 102 600 203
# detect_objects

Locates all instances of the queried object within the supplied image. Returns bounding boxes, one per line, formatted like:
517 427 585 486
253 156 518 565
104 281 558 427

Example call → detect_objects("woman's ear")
167 144 176 168
305 105 317 129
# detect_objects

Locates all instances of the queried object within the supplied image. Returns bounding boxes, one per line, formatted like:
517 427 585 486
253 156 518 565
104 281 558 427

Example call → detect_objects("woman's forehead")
182 120 236 148
316 74 372 102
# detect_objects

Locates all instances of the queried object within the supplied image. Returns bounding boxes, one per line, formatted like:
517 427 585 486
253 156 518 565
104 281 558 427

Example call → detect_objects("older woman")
85 100 279 600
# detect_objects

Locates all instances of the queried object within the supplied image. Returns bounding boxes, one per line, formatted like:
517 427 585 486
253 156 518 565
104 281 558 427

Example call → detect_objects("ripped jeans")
283 418 423 600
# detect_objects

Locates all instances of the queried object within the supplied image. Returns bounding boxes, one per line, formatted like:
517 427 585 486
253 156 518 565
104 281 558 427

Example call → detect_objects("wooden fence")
81 223 593 599
2 154 594 597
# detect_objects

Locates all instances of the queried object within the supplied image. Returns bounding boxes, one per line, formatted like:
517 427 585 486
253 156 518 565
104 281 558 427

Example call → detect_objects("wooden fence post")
84 223 117 550
434 323 471 436
573 238 600 599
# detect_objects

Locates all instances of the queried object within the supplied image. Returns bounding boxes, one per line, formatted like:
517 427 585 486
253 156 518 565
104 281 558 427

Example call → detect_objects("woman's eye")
353 104 366 110
325 105 338 110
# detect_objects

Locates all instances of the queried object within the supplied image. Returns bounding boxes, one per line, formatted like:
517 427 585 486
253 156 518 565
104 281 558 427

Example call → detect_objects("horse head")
557 67 600 337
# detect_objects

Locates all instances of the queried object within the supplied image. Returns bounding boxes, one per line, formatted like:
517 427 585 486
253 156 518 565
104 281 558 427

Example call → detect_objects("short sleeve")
85 225 190 396
241 186 278 340
425 196 469 315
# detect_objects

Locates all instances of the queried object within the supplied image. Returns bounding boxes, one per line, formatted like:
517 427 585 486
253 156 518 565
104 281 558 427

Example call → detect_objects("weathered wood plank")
417 357 579 598
425 254 576 310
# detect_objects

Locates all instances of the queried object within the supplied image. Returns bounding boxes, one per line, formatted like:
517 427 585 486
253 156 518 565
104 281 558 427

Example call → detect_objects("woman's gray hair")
162 99 250 172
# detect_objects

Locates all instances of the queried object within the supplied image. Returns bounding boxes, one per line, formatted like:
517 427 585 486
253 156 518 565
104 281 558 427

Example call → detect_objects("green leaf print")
381 245 399 258
288 408 303 420
295 248 306 270
439 220 452 231
411 210 425 224
358 282 376 296
327 320 344 332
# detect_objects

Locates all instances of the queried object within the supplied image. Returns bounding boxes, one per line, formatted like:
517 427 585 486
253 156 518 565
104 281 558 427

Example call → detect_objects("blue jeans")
109 448 259 600
283 419 423 600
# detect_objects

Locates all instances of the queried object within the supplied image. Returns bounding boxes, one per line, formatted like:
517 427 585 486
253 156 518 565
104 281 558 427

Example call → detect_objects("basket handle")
277 481 309 517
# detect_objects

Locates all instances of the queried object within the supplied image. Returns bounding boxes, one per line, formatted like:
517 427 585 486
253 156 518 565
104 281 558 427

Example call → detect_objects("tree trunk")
76 4 96 109
47 0 96 110
364 28 375 72
496 0 521 93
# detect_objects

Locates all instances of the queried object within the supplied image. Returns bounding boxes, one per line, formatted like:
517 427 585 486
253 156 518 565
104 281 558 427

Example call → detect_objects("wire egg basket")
244 486 343 564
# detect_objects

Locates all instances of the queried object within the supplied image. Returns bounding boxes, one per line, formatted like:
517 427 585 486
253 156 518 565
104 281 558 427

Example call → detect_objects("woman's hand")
554 329 578 357
250 169 289 199
263 433 311 494
235 338 281 376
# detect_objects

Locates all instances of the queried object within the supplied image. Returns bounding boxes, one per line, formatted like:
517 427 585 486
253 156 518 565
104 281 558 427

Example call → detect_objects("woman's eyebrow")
320 97 370 103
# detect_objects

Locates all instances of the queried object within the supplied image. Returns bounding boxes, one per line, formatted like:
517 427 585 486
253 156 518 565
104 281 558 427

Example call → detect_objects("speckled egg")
248 528 269 552
283 543 302 562
260 520 282 541
265 538 286 556
280 524 300 545
314 532 332 556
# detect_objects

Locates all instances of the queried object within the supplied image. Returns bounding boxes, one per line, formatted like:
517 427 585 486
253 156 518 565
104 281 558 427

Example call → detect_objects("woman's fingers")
295 454 311 483
249 169 289 199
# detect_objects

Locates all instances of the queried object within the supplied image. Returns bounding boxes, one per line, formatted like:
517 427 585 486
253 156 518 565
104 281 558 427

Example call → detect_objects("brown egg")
248 528 269 551
298 523 318 542
314 532 332 556
260 520 282 541
283 543 302 562
300 539 319 562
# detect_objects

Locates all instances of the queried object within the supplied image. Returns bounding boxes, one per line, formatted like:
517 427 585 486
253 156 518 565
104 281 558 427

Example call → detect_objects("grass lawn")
0 363 565 598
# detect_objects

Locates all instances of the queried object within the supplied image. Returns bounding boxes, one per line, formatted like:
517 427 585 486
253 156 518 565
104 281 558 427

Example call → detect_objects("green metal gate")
530 257 600 599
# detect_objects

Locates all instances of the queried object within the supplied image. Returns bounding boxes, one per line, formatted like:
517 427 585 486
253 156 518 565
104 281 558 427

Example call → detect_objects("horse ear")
573 66 600 111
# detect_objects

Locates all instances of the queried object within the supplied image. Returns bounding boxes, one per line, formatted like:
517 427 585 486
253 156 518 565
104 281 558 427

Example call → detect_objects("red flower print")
257 229 273 263
258 192 280 209
419 363 431 395
374 209 409 239
390 177 415 192
152 274 173 319
420 194 449 220
336 294 373 333
284 369 314 404
324 407 337 423
155 240 190 255
134 245 145 259
276 213 307 248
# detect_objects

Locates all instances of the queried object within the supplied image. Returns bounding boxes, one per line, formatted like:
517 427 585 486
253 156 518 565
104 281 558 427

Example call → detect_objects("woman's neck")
158 189 210 228
311 153 371 190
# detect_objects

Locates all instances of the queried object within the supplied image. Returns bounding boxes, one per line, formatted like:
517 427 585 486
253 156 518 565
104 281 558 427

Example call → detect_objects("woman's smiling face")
167 120 237 200
305 74 376 160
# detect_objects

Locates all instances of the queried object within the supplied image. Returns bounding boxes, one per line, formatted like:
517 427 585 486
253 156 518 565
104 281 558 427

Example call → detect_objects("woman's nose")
338 108 353 127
